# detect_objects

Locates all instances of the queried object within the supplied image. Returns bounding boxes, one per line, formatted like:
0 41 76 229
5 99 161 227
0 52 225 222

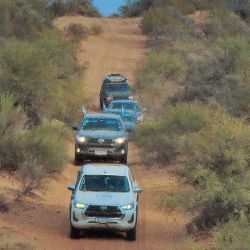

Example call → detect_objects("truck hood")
74 191 134 206
77 130 127 139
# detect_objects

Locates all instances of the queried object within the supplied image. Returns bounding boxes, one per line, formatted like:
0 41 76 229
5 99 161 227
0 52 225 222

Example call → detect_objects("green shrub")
141 7 184 34
213 218 250 250
202 10 249 39
182 113 250 232
134 103 209 165
0 30 85 124
17 120 69 197
0 94 26 170
120 0 153 17
50 0 100 17
22 121 68 174
0 0 51 39
142 48 187 80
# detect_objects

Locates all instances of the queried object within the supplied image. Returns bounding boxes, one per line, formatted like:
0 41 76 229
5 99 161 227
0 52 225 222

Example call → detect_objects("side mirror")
133 186 142 193
72 125 79 131
67 183 76 191
126 127 132 132
143 108 147 112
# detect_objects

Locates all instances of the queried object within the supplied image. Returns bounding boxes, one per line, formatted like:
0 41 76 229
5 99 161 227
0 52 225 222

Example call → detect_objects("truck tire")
100 99 103 110
120 154 128 164
74 152 82 166
70 225 81 239
126 226 136 241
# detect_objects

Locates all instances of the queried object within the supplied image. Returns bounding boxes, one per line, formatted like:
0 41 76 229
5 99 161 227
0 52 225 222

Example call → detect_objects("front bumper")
75 143 127 159
71 207 136 231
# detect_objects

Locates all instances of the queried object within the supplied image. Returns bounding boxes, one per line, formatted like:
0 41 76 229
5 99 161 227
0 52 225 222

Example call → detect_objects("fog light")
76 148 80 153
73 212 78 222
128 214 134 223
121 149 125 154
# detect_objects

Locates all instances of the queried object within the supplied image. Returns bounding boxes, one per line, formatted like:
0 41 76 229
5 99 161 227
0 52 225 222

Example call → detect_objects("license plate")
96 217 110 224
95 150 107 156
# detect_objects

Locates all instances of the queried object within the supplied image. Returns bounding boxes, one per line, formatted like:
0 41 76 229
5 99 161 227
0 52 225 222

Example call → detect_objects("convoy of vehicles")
68 164 142 240
70 74 144 241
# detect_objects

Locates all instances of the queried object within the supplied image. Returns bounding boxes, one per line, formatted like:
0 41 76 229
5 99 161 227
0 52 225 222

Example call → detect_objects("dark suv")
73 113 128 165
99 74 134 110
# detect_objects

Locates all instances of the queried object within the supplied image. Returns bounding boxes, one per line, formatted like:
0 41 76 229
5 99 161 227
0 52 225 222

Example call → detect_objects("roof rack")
107 73 128 80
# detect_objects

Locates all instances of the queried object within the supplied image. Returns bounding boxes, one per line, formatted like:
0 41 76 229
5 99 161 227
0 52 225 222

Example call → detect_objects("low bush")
141 7 185 34
120 0 153 17
182 113 250 232
67 23 89 41
17 120 69 197
134 103 209 165
213 218 250 250
22 121 68 174
142 48 187 81
50 0 100 17
89 24 103 35
0 93 69 196
0 94 26 171
0 30 85 124
0 0 52 39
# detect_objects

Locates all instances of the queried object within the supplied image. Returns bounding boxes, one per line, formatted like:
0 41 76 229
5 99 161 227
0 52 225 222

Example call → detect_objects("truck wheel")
74 152 82 166
100 99 103 110
120 154 128 164
70 225 81 239
126 226 136 241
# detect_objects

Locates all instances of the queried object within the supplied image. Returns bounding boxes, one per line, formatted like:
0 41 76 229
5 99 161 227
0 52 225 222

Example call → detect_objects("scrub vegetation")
0 0 97 198
50 0 100 17
122 0 250 248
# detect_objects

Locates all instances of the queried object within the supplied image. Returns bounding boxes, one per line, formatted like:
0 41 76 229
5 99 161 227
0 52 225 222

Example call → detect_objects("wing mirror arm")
72 125 79 131
67 184 76 191
133 186 143 194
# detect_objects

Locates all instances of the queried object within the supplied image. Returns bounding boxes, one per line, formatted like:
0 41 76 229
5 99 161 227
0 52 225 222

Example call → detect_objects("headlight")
114 137 126 144
74 202 87 209
129 96 134 100
122 202 134 210
76 136 86 143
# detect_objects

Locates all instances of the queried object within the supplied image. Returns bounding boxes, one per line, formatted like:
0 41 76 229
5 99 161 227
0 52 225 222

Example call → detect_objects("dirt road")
0 17 190 250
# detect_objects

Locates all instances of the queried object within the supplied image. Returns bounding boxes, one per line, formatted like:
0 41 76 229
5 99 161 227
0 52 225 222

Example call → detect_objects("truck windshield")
111 102 135 110
105 84 131 92
81 118 123 131
80 175 130 192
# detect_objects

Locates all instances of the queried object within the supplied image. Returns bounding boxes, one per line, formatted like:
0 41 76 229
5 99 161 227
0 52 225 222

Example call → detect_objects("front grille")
85 205 123 218
87 138 114 148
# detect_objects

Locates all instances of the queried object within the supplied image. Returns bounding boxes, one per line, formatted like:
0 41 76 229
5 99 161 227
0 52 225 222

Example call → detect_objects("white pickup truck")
67 164 142 240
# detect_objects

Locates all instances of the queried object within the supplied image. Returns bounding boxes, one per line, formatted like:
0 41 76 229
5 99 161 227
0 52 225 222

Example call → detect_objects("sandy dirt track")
0 17 191 250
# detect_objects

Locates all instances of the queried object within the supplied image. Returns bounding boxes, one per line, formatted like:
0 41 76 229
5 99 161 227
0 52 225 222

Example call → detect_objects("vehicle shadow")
80 229 124 240
72 158 123 167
